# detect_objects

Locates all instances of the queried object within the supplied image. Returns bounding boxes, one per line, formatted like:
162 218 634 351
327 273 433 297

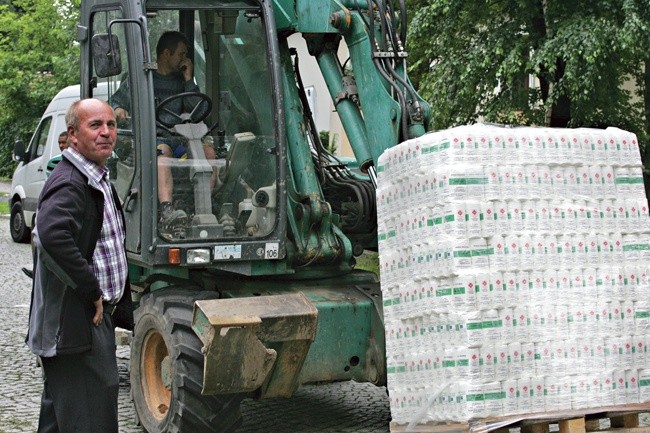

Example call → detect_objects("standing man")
26 98 133 433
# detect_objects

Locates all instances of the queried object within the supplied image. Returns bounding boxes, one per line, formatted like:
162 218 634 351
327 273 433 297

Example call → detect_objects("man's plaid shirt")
67 148 127 304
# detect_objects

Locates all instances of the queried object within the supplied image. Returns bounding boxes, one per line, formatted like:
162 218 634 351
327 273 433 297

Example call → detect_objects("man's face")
68 100 117 167
166 42 188 72
58 136 68 151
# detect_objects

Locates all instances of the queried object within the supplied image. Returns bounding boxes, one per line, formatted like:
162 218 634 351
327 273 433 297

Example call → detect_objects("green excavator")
79 0 430 431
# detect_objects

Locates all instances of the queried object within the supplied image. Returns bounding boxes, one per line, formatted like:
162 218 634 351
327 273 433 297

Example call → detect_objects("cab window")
145 7 278 242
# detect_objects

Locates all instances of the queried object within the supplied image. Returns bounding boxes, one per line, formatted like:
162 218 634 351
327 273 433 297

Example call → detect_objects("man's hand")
114 107 129 122
93 298 104 326
179 58 194 82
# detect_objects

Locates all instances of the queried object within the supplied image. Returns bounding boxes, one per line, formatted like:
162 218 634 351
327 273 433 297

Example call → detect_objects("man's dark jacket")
26 153 133 357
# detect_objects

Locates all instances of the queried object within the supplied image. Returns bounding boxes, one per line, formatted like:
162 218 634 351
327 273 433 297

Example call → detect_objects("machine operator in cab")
110 31 215 234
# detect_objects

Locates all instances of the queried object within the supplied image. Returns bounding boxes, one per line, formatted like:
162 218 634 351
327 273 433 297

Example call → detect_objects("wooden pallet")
390 404 650 433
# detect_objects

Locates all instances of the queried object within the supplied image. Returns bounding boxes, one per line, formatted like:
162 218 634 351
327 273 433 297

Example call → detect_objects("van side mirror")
13 140 25 162
92 33 122 78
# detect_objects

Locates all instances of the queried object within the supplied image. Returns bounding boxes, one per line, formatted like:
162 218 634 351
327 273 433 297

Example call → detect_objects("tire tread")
131 288 243 433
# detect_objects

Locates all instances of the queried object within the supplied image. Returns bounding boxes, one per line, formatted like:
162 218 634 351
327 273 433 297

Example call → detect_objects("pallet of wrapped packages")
377 124 650 432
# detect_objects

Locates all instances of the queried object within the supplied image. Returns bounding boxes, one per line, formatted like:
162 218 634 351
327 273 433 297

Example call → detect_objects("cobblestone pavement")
0 217 44 433
0 216 391 433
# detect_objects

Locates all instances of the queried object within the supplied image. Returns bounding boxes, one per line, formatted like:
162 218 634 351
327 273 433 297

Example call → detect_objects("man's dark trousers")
37 313 119 433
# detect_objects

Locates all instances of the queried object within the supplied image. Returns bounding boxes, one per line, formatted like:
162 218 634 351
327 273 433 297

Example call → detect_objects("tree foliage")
406 0 650 154
0 0 80 177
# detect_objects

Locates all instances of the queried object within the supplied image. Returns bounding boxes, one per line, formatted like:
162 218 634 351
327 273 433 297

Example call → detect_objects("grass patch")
355 250 379 276
0 201 8 215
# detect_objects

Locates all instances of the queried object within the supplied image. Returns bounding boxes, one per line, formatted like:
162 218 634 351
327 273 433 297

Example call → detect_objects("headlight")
187 248 211 264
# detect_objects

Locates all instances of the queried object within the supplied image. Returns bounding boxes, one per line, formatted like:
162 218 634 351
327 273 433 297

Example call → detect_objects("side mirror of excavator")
91 33 122 78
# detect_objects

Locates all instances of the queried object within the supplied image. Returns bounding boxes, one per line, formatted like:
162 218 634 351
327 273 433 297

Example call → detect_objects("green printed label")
484 391 506 400
483 319 503 329
453 286 466 295
623 244 649 251
472 248 495 256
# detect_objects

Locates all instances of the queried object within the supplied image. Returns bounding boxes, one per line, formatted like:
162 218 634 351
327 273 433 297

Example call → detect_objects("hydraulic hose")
373 57 409 142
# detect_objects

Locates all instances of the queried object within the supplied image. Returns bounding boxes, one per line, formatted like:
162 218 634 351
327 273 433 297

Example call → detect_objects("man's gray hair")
65 98 114 130
65 100 84 130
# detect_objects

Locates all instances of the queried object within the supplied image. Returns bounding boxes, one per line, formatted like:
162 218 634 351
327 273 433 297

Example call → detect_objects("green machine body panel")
193 271 385 396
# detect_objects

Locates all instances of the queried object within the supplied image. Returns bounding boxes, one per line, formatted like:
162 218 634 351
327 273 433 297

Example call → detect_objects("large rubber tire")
131 288 244 433
10 201 30 243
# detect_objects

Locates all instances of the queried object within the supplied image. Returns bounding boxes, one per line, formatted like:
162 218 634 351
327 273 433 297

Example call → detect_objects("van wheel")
10 201 30 243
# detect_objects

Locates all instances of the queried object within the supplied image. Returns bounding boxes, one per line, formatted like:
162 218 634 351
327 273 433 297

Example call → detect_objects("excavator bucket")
191 292 318 396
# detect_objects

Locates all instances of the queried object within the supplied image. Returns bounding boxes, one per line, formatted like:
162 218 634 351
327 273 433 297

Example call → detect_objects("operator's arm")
109 78 132 122
179 58 206 115
183 80 206 117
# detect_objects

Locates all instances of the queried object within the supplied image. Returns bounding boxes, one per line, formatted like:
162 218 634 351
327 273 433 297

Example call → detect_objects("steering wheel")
155 92 212 128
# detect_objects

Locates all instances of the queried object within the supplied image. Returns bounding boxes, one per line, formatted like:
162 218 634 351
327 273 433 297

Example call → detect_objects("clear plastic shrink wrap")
377 125 650 425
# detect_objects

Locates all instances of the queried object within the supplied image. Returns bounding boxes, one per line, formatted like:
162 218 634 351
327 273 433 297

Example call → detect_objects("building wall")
287 34 354 158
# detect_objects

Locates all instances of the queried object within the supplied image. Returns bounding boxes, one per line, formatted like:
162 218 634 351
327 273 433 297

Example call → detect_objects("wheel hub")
141 330 172 418
12 213 23 232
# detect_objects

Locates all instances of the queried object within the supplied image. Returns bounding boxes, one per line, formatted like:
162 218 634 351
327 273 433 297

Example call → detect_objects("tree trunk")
530 0 572 127
548 58 571 127
643 58 650 170
639 59 650 199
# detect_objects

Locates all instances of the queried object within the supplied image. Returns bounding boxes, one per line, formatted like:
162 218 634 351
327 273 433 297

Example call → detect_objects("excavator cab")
85 1 286 267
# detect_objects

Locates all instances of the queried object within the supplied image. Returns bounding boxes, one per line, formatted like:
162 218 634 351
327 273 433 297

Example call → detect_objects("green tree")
0 0 80 177
406 0 650 154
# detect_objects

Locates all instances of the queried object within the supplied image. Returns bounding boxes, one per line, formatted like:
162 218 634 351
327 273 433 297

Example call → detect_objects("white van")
9 84 109 242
